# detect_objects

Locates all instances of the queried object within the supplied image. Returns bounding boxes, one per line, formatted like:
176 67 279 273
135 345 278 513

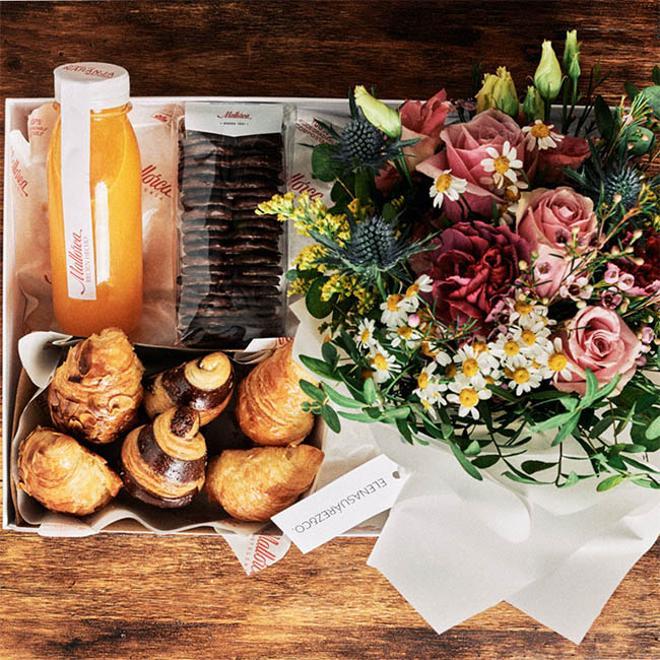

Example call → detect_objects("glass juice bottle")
47 62 142 336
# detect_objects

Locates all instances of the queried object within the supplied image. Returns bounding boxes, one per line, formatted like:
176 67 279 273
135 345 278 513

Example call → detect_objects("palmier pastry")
18 427 122 516
120 407 207 508
236 343 314 446
144 352 234 425
48 328 144 444
206 445 324 522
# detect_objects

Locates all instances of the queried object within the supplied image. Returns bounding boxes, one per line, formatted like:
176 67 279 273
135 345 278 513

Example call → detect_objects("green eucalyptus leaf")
299 379 326 403
502 470 538 485
299 354 339 380
653 66 660 85
624 81 639 100
630 476 660 489
645 415 660 440
559 471 581 488
305 277 336 319
363 377 377 404
450 441 483 480
521 460 556 475
321 404 341 433
463 440 481 457
338 410 377 423
532 411 576 433
596 474 626 492
471 454 500 469
551 413 580 445
322 383 364 409
396 418 414 443
381 406 412 421
321 342 339 369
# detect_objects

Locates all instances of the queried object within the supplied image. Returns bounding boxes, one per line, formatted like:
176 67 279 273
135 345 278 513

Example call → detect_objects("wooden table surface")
1 2 658 658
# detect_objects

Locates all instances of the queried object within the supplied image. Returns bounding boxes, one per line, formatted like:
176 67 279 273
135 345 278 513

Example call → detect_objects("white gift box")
4 96 658 643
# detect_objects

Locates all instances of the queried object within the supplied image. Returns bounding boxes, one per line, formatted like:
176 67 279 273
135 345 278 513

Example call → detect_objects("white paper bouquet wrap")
290 299 660 643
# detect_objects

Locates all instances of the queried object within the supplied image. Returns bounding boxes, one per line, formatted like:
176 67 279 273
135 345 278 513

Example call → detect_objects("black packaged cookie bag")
179 102 287 346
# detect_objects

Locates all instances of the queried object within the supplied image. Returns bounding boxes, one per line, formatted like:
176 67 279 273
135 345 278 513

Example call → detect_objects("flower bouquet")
258 31 660 491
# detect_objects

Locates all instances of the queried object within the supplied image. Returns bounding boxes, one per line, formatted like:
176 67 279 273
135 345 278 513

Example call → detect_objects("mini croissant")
120 407 207 508
18 427 122 516
206 445 324 522
48 328 144 444
236 343 315 446
144 352 234 425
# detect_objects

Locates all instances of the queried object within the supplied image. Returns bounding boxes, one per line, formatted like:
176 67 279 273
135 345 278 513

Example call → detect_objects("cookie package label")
185 102 283 137
272 455 407 554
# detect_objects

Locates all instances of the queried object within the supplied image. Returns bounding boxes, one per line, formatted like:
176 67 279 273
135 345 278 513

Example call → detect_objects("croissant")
18 427 122 516
120 407 207 508
206 445 324 522
236 343 315 446
48 327 144 444
144 352 234 425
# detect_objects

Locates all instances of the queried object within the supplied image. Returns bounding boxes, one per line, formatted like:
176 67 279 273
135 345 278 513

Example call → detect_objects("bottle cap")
54 63 130 111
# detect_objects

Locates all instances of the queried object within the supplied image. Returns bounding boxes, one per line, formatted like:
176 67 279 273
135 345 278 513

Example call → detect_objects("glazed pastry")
48 327 144 444
144 352 234 425
18 427 122 516
235 343 314 446
120 407 207 508
206 445 324 522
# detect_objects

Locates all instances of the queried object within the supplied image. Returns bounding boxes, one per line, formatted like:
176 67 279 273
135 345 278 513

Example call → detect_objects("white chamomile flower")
447 373 492 420
509 298 548 325
402 275 433 312
368 347 400 384
413 363 446 407
434 350 453 367
539 337 573 380
453 343 497 378
511 324 552 356
491 333 526 364
380 293 408 327
480 141 523 188
523 120 563 151
506 363 543 395
429 170 468 209
356 318 377 350
388 324 422 349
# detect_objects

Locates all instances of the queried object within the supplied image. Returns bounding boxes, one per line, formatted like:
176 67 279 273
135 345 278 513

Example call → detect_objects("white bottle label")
60 78 96 300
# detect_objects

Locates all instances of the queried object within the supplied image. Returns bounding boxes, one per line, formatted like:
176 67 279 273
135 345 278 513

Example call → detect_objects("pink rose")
400 89 452 139
555 306 641 395
417 109 536 221
532 244 569 299
517 186 597 252
538 135 590 184
376 90 452 194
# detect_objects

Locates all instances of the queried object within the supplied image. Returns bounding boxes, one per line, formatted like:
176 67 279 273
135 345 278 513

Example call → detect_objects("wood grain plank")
0 2 658 658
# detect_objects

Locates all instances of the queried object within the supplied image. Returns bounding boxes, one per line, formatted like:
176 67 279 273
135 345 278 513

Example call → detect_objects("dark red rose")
620 230 660 294
537 135 590 184
412 220 531 326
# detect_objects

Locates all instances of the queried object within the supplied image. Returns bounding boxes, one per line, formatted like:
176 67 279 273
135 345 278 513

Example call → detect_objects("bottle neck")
53 101 132 117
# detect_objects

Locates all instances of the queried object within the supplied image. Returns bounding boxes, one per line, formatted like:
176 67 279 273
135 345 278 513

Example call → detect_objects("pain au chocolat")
206 445 324 522
48 328 144 444
144 352 234 425
235 342 315 446
18 427 122 516
120 407 207 508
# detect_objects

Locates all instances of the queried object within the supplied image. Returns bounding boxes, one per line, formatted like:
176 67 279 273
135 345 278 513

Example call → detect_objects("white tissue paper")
290 299 660 644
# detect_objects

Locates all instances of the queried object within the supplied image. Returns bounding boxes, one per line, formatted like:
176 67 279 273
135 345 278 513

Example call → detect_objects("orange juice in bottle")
47 63 142 336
